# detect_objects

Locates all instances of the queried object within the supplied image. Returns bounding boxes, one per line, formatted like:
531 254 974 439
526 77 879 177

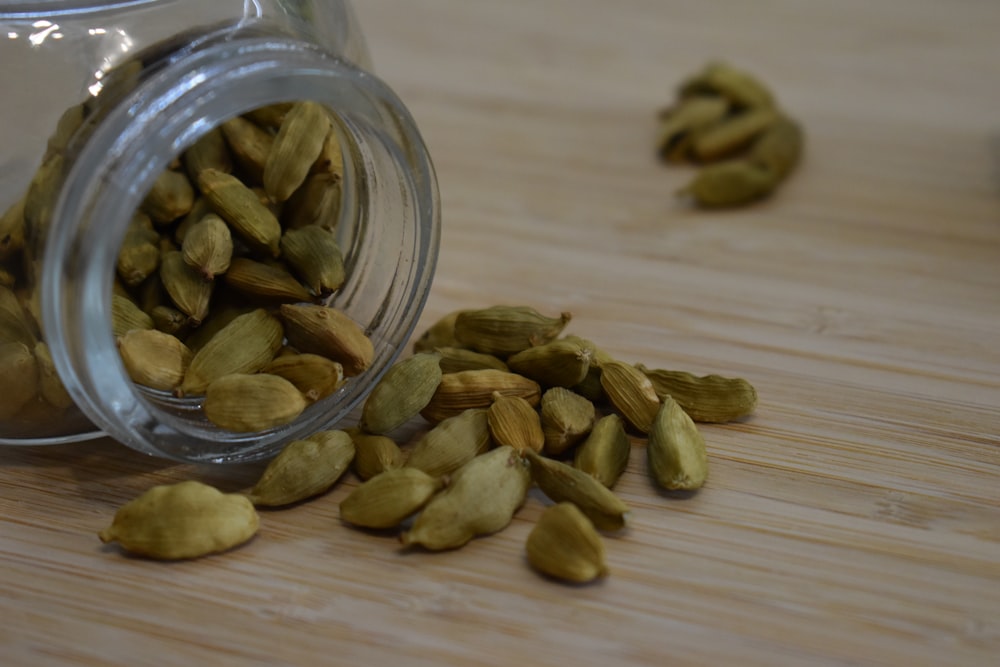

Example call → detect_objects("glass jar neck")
43 31 439 462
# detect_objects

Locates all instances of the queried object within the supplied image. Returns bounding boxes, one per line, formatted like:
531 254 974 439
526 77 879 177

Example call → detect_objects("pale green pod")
360 352 443 434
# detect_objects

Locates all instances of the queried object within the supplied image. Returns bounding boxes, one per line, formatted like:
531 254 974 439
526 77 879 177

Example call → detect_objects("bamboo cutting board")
2 1 999 665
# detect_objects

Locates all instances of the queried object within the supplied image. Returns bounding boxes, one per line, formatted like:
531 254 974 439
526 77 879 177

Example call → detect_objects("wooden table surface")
3 1 999 665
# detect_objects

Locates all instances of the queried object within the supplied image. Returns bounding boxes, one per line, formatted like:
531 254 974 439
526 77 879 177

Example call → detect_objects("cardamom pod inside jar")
0 1 440 462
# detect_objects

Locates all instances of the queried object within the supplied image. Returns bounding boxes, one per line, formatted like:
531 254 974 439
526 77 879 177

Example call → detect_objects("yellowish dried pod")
401 446 531 551
679 62 775 110
43 103 85 161
182 302 255 353
360 352 443 434
310 126 345 179
647 396 709 491
434 346 508 374
263 353 345 403
159 251 213 326
222 257 313 303
420 369 541 424
526 502 608 584
141 169 195 224
278 303 374 377
573 414 630 489
656 95 730 162
202 373 307 432
173 196 212 245
150 305 189 336
524 449 629 532
111 294 153 339
279 225 346 296
405 407 491 478
283 170 342 231
412 309 467 353
221 115 275 184
507 338 593 388
180 309 283 396
264 101 332 202
636 364 757 423
540 386 596 456
677 160 777 208
198 168 281 257
454 305 572 357
24 153 64 236
346 428 407 480
116 213 160 287
691 107 778 162
0 196 26 264
117 329 192 392
181 213 233 280
748 115 804 181
0 342 39 419
487 391 544 455
1 285 37 346
340 467 445 529
98 480 259 560
598 360 661 434
183 127 233 180
247 430 355 507
244 103 293 130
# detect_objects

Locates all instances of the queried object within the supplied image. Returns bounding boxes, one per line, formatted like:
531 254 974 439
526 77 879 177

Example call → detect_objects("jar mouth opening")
42 36 439 462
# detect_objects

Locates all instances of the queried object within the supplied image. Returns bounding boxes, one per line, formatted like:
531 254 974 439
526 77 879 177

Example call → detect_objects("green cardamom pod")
647 396 709 491
637 363 757 422
573 414 630 489
181 213 233 280
346 428 407 480
405 407 491 478
248 430 355 507
507 338 593 388
598 360 661 434
179 308 283 396
454 305 572 357
526 502 608 583
279 224 346 296
524 449 629 532
278 303 374 377
487 391 544 455
202 373 307 433
340 467 444 529
360 351 443 434
540 386 595 455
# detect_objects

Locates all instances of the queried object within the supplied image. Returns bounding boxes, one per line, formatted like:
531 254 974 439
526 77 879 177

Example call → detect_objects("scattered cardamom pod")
279 224 345 296
181 213 233 280
636 364 757 423
0 342 39 419
198 168 281 257
691 107 778 162
98 480 259 560
747 115 804 181
524 449 630 532
263 353 345 402
647 396 709 491
247 430 355 507
33 341 73 409
573 414 630 489
117 329 192 392
222 257 313 303
141 169 195 225
180 309 283 396
454 305 572 357
420 368 541 424
202 373 308 432
401 446 530 551
657 95 730 162
507 338 593 388
599 360 661 434
360 351 442 434
340 467 445 529
679 62 775 110
111 294 153 339
159 250 213 325
264 101 332 202
346 428 407 480
540 386 596 455
220 115 274 184
405 407 492 478
487 391 544 455
678 160 777 208
526 502 608 584
279 303 374 377
183 127 233 180
413 309 467 353
434 346 508 373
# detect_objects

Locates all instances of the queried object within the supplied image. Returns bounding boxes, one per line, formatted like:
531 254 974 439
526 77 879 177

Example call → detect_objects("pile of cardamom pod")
657 61 805 207
100 304 758 584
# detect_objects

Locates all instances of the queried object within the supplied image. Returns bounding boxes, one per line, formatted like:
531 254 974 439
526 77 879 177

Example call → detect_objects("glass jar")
0 1 440 462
